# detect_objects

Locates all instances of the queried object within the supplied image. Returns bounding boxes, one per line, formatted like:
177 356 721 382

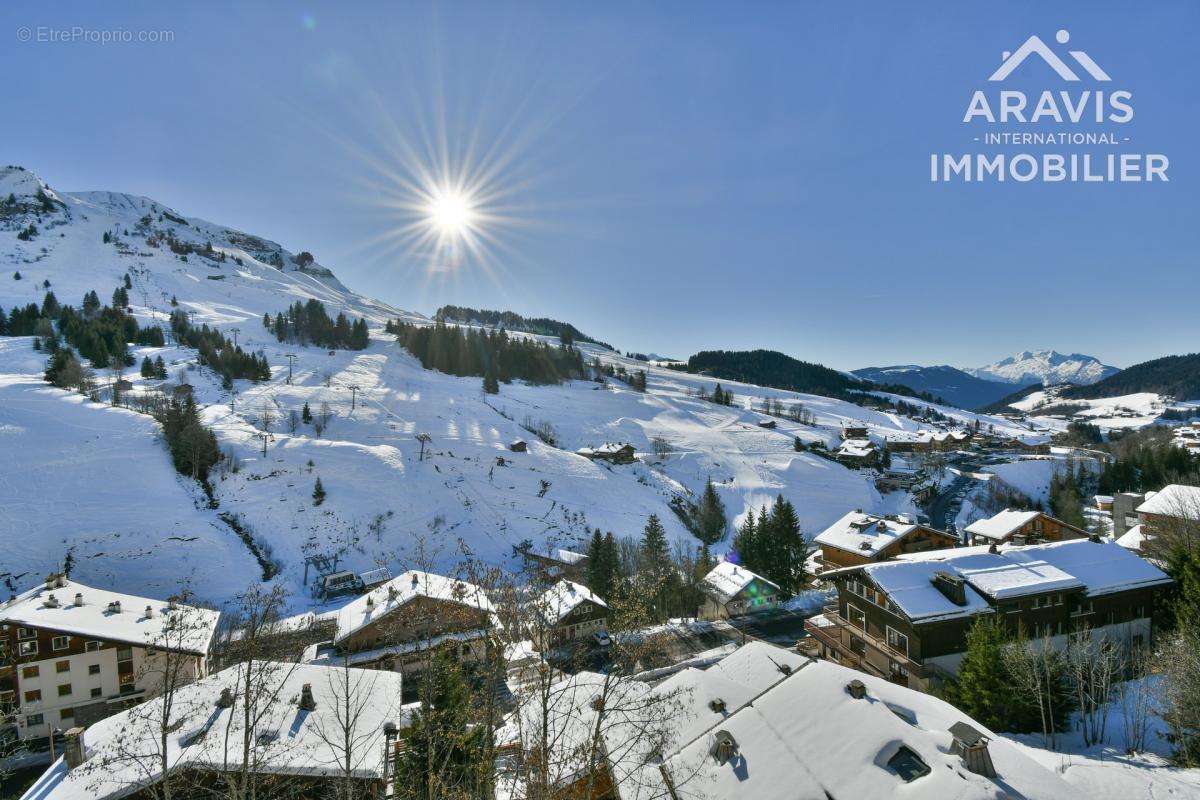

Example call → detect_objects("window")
886 627 909 657
1073 600 1094 616
119 681 136 695
847 604 866 631
21 665 39 679
24 689 41 703
51 636 70 651
17 627 35 640
59 708 74 721
56 660 70 673
88 664 101 675
886 746 931 782
26 713 44 727
90 688 103 699
116 647 133 661
1055 593 1065 606
85 641 102 652
57 684 71 697
1134 605 1146 619
18 640 37 657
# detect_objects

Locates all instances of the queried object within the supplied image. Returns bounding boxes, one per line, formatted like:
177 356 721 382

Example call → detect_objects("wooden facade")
965 512 1087 546
806 569 1162 692
818 525 958 571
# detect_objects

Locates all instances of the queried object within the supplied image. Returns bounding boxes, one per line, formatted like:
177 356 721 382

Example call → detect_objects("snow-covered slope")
968 350 1118 386
0 165 1034 612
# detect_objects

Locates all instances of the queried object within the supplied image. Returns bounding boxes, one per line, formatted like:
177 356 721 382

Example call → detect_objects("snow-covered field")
1003 675 1200 800
0 166 1090 614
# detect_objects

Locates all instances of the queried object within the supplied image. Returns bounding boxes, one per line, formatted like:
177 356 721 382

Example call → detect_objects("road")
927 473 975 537
726 607 818 647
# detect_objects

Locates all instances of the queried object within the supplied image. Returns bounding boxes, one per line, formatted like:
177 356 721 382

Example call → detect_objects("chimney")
168 597 179 610
63 727 87 769
45 573 58 590
949 722 996 778
846 679 867 700
299 683 317 711
708 697 726 713
108 600 122 614
145 605 155 618
74 592 84 607
988 542 999 554
1088 533 1102 543
411 574 419 589
710 730 738 765
931 571 967 607
876 519 888 533
217 687 235 708
387 585 398 602
45 594 59 608
366 595 375 608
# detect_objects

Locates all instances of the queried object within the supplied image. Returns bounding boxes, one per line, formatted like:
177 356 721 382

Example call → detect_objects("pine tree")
585 529 611 599
153 356 168 379
732 508 759 574
482 365 499 394
140 356 154 378
302 402 313 424
943 616 1023 732
764 495 806 593
697 478 728 544
41 291 59 317
312 477 326 506
123 273 132 289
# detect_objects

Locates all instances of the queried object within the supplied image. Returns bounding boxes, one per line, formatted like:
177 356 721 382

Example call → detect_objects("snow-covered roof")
834 439 876 459
553 548 587 565
1116 524 1150 552
1137 484 1200 520
537 580 608 625
332 570 495 644
963 508 1042 540
23 661 405 800
867 539 1170 616
814 511 930 557
659 656 1083 800
701 561 779 605
706 639 808 689
863 560 994 622
0 577 219 655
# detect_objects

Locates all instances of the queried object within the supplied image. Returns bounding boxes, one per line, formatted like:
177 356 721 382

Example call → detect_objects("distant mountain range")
852 365 1023 410
966 350 1118 386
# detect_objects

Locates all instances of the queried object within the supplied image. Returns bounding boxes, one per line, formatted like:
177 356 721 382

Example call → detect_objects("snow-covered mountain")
852 364 1017 410
967 350 1118 386
0 165 1036 611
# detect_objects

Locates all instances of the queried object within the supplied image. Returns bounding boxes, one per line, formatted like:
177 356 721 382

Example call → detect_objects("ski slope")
0 166 1037 612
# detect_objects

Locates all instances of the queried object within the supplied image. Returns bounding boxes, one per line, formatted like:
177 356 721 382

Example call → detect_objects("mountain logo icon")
989 30 1110 82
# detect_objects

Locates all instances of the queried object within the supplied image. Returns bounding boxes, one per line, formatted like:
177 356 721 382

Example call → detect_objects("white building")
18 662 406 800
698 561 779 620
1 574 219 742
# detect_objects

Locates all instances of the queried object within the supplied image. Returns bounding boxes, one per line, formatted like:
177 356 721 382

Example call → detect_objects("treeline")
3 284 164 369
591 358 647 391
1097 427 1200 494
434 305 613 350
686 349 938 403
263 299 370 350
171 310 271 384
1065 352 1200 401
387 320 585 385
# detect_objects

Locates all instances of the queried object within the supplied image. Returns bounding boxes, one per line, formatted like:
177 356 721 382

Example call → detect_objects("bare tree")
1002 626 1064 750
1116 640 1155 754
79 588 217 800
309 654 399 800
287 409 300 434
1064 625 1122 747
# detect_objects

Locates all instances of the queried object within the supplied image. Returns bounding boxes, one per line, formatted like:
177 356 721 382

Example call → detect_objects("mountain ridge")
966 349 1118 386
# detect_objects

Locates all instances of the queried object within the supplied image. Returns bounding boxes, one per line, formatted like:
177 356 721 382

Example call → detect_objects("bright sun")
426 188 476 238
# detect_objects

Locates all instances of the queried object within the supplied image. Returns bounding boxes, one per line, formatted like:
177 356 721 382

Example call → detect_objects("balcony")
804 605 928 683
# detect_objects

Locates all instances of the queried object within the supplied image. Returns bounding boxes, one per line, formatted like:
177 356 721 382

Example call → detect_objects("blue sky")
2 0 1196 370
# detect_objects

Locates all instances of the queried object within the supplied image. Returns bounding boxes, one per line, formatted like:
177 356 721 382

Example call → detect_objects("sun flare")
425 187 476 238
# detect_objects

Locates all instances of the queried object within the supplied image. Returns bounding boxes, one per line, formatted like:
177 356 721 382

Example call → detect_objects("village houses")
813 511 958 571
963 508 1088 546
698 561 780 620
